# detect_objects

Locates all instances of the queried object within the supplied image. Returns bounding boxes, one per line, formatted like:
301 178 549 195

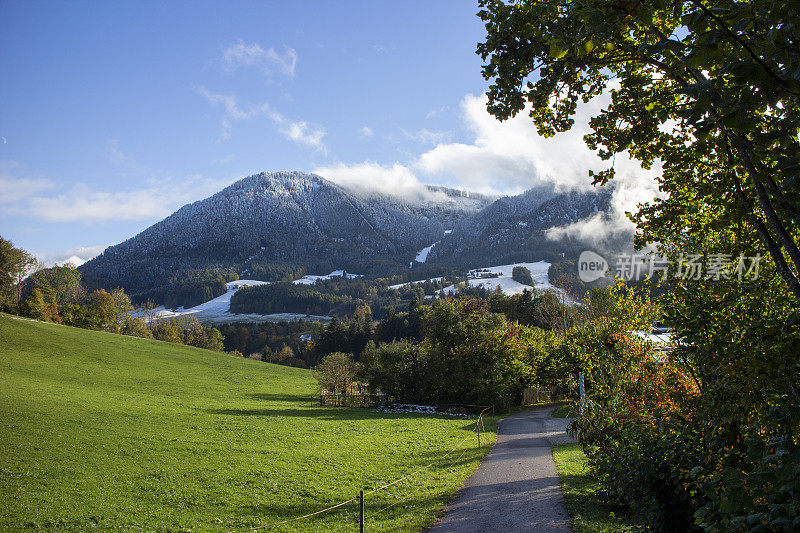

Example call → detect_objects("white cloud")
271 113 327 151
320 91 661 243
1 137 6 144
545 212 621 245
222 40 297 78
402 128 452 146
314 161 439 202
416 93 624 192
197 87 326 150
358 126 374 138
28 188 175 222
6 173 234 224
425 106 448 120
37 244 111 268
0 175 55 205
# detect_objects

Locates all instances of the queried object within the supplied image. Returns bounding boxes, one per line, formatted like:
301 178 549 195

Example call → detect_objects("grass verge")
0 314 496 532
551 403 578 418
552 442 635 532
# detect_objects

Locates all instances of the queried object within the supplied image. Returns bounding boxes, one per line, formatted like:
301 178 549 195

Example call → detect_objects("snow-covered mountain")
79 171 491 300
427 186 616 267
79 170 622 307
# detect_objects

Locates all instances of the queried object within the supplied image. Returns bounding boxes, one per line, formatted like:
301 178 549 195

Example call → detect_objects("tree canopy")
0 237 38 311
478 0 800 298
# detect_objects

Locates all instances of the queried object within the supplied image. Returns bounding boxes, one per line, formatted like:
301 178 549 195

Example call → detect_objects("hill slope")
0 315 493 532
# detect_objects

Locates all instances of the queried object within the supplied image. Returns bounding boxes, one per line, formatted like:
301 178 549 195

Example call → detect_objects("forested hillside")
78 171 627 309
80 172 485 304
428 186 620 267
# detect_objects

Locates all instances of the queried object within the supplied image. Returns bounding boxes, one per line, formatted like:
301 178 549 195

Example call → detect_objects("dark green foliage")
359 340 424 401
422 298 533 408
230 275 433 320
373 297 424 344
220 321 309 359
230 281 357 317
131 268 238 309
511 266 533 286
361 298 534 409
305 306 373 365
547 260 592 298
0 236 38 312
263 345 307 368
245 262 306 283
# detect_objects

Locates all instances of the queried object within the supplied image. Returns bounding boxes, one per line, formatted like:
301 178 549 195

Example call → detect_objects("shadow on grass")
246 392 314 403
203 406 484 422
237 492 446 530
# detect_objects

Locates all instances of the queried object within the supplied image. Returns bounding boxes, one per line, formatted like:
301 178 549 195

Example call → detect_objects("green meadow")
0 315 496 532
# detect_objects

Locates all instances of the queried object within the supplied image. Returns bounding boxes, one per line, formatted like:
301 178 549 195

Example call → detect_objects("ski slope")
389 277 444 290
387 261 569 299
144 280 331 324
415 243 437 263
442 261 573 302
440 262 558 296
293 270 362 285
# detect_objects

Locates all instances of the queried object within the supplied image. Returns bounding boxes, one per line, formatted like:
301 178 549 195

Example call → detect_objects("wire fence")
226 407 492 532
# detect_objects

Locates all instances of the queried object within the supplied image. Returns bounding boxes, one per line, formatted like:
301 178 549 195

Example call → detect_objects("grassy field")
0 315 496 532
552 443 635 532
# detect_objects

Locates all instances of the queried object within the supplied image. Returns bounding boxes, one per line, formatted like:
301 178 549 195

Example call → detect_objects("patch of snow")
389 277 444 290
444 229 453 235
293 270 362 285
130 279 331 325
415 242 438 263
440 261 573 302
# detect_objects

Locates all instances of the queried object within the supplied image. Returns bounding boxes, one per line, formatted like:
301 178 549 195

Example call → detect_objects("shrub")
511 266 533 286
314 352 358 394
121 316 152 339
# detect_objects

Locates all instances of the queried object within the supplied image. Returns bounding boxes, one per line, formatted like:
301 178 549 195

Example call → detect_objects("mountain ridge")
79 170 621 306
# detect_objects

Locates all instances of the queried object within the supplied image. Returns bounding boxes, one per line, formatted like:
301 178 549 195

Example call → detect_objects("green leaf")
549 42 568 59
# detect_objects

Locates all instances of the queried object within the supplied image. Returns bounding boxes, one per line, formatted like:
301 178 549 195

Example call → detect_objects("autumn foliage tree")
478 1 800 529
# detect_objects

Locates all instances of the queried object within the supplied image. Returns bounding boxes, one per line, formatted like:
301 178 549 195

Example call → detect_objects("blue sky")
0 1 655 264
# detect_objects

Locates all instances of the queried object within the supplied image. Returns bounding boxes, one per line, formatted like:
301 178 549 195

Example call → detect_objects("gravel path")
428 406 574 532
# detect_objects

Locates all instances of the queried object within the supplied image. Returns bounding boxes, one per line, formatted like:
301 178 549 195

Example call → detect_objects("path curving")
428 406 574 533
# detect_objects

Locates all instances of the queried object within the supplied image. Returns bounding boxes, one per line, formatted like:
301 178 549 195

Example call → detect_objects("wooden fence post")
359 490 365 533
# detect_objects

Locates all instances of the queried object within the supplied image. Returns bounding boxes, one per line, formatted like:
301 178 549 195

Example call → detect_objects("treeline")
1 237 226 353
220 321 310 361
114 268 238 309
230 281 358 316
230 275 445 319
305 287 617 408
